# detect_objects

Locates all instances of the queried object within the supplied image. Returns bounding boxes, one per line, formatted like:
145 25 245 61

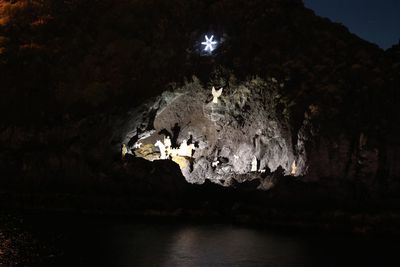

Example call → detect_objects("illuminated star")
201 35 217 52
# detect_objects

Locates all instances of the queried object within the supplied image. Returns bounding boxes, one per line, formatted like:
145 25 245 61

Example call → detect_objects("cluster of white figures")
153 86 222 160
250 156 297 175
127 86 223 160
122 83 301 182
155 137 196 160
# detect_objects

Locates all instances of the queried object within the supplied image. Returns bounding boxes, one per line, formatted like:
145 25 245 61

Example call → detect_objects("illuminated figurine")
121 144 128 159
291 161 297 175
155 140 167 159
211 87 223 104
133 142 142 149
183 145 194 157
187 144 196 157
178 140 195 157
164 136 171 149
251 156 258 172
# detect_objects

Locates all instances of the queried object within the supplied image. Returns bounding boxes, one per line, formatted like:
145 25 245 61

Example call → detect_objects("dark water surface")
20 214 400 267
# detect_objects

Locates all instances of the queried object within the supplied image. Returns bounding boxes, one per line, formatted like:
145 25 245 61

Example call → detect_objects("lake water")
22 214 400 267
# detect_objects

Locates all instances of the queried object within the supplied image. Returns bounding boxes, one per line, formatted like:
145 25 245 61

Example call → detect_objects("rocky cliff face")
115 74 400 197
117 77 310 187
1 0 400 214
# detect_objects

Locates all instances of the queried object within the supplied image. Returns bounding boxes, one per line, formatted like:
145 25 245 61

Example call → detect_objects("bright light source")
211 87 223 103
291 161 297 175
201 35 217 52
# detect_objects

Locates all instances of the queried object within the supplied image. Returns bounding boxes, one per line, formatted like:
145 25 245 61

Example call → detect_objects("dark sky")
305 0 400 49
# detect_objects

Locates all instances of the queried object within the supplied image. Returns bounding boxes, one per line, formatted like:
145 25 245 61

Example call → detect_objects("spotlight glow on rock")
121 77 308 187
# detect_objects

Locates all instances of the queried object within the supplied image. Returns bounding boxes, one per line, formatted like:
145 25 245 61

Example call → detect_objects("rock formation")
119 77 309 187
0 0 400 227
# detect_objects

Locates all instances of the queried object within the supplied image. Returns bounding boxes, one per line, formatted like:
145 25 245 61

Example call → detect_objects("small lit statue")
155 140 167 159
178 140 188 156
155 138 196 161
291 161 297 175
177 140 196 157
187 143 196 157
164 136 171 149
121 144 128 159
251 156 258 172
211 87 223 104
133 142 142 149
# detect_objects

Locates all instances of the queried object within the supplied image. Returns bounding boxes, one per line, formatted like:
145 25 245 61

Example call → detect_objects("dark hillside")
0 0 400 235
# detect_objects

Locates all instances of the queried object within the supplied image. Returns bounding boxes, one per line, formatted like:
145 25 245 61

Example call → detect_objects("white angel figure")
211 87 223 104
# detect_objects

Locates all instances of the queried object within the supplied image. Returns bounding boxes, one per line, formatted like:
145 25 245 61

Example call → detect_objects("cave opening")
120 76 308 187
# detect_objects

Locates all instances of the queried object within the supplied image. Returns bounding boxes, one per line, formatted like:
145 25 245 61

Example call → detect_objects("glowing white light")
201 35 217 52
155 140 167 159
251 156 258 172
154 139 196 161
211 87 223 103
291 161 297 175
121 144 128 159
212 161 219 167
133 142 142 149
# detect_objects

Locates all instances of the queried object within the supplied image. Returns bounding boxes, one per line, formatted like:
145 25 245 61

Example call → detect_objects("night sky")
305 0 400 49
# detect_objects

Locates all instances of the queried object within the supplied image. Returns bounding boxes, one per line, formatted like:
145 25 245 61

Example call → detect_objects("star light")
201 35 217 52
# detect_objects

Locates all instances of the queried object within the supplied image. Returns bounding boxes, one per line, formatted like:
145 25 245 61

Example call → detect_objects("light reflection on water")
160 226 307 267
87 223 397 267
27 216 399 267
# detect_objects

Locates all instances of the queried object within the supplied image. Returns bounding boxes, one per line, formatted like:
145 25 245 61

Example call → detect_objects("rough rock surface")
118 77 310 186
